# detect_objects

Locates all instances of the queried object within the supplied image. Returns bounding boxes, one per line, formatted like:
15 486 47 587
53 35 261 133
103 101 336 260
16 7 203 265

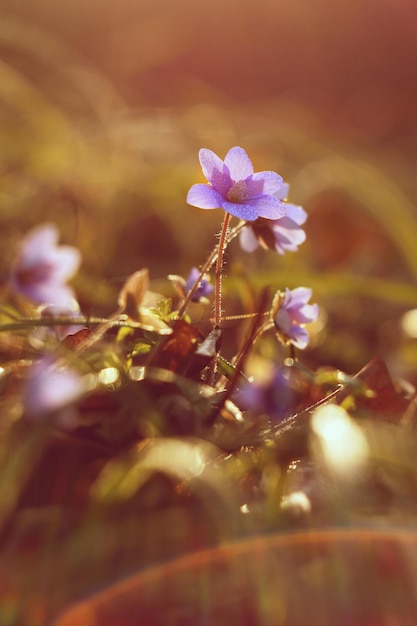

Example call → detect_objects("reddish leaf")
151 320 201 374
338 357 412 422
61 328 91 350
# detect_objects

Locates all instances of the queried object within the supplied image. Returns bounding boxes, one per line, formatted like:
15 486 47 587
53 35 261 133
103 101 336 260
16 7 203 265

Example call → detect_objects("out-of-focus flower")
184 267 214 302
11 223 81 307
24 357 84 428
272 287 319 350
169 267 213 303
35 301 86 342
186 147 286 221
239 184 307 254
238 367 295 421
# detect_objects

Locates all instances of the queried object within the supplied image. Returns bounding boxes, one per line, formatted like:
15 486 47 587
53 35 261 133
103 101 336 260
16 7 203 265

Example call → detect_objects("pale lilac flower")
184 267 214 302
186 147 286 221
272 287 319 350
240 184 307 255
11 223 81 307
24 357 84 428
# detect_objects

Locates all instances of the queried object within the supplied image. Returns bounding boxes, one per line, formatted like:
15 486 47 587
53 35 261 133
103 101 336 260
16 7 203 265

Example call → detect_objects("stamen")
227 181 247 203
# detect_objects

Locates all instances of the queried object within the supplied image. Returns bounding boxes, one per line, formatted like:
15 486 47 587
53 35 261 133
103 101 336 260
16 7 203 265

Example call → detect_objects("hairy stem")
214 212 231 329
177 219 245 319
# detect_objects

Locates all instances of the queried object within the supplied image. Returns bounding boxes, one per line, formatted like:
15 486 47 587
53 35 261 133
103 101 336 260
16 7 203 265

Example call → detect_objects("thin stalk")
177 247 218 318
0 315 171 334
177 219 245 319
213 212 231 329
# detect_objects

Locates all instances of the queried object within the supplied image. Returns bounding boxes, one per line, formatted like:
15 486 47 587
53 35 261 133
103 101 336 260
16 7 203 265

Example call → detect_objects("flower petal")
292 303 320 324
25 283 77 307
224 147 254 180
198 149 231 195
275 309 292 335
287 287 313 306
240 226 260 253
275 183 290 200
221 201 258 221
272 221 306 254
22 224 58 261
249 196 286 220
251 171 284 195
51 247 81 282
284 203 307 225
290 326 310 350
186 184 224 209
25 358 83 419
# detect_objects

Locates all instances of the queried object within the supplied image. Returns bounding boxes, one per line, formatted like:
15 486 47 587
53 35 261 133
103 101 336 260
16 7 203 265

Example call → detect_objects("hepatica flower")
24 357 84 428
186 147 286 221
169 267 214 303
238 367 296 421
273 287 319 350
240 184 307 255
11 223 81 307
184 267 214 302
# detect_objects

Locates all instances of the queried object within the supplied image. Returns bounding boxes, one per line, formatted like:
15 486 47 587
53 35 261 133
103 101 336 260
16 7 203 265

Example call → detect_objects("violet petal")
251 171 284 195
240 226 259 252
186 184 224 209
224 147 254 180
249 196 286 220
198 149 231 195
220 201 259 221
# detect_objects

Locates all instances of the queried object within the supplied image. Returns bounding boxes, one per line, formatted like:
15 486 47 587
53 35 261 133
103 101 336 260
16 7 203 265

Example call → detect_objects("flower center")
16 262 53 286
227 181 247 203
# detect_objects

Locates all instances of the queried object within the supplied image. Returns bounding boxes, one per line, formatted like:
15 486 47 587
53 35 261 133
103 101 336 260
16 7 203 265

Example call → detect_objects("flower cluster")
4 145 319 434
187 145 319 350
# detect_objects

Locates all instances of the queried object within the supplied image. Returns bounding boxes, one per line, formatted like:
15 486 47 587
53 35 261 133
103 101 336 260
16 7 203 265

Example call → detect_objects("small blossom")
239 184 307 254
272 287 319 350
238 367 295 421
24 357 84 428
169 267 213 303
11 223 81 307
186 146 286 221
184 267 214 302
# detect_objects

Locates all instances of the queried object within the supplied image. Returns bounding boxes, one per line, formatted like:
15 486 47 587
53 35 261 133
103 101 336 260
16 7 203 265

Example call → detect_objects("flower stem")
0 315 171 335
214 212 231 329
177 219 245 319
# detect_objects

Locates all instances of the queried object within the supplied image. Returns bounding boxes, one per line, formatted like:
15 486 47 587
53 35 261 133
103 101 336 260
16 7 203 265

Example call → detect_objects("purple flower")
11 223 81 307
184 267 214 302
238 367 295 421
186 147 286 221
169 267 214 303
239 184 307 254
272 287 319 350
24 357 84 427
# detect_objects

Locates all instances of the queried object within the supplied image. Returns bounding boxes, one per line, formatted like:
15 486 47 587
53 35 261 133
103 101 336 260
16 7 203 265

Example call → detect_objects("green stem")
0 315 171 334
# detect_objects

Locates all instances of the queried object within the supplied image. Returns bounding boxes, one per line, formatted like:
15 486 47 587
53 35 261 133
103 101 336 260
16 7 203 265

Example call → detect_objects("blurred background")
1 0 417 377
